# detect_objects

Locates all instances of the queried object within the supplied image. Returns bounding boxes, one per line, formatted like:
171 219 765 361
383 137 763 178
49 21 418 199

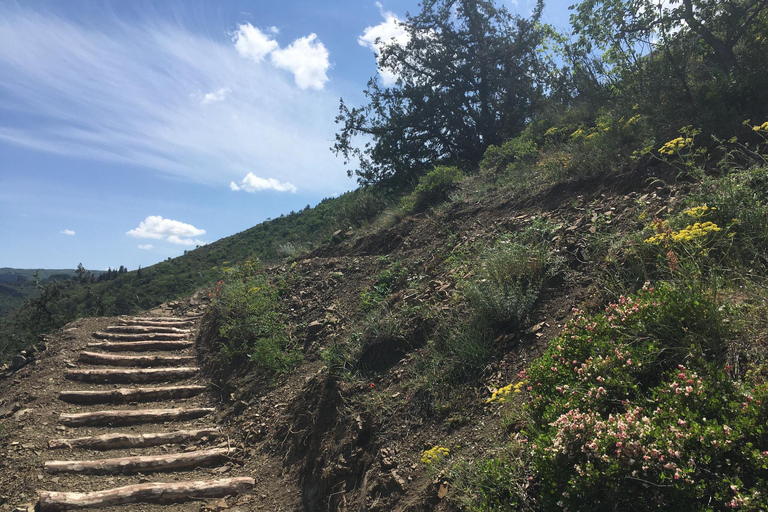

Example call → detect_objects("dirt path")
0 308 254 511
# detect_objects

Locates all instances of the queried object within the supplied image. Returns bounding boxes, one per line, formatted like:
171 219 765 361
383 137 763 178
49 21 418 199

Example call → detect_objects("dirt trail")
0 306 254 511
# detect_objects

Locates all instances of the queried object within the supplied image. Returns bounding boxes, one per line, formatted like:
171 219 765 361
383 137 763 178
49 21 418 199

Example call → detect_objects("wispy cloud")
201 87 231 104
138 244 153 250
230 172 297 193
61 229 76 236
127 215 206 246
0 5 347 194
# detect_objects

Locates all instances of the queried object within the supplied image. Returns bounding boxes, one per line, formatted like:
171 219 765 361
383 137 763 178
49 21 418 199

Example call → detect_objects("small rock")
9 355 27 371
306 320 324 338
12 408 33 421
0 403 21 419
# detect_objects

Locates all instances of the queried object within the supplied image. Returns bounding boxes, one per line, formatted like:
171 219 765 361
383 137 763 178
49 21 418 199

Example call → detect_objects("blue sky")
0 0 574 271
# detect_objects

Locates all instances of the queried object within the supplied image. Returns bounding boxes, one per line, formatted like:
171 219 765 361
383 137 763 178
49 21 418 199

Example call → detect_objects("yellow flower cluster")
645 222 721 245
683 205 716 218
486 381 526 403
421 446 450 465
659 137 692 155
624 114 641 128
753 122 768 132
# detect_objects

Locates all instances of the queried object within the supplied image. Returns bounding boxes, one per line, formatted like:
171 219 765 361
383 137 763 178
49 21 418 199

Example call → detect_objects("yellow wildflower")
486 381 526 403
752 122 768 132
683 205 715 218
659 137 692 156
421 446 450 465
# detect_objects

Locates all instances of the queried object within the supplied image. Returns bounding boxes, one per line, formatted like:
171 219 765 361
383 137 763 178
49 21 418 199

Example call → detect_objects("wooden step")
93 332 188 341
49 427 219 450
105 325 191 334
44 448 230 475
38 477 254 510
117 321 196 330
122 316 197 323
65 367 199 384
87 340 194 352
58 385 206 404
78 351 195 367
59 407 214 427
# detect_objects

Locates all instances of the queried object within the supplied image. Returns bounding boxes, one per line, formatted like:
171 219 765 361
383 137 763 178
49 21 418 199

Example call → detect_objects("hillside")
1 0 767 509
2 135 768 510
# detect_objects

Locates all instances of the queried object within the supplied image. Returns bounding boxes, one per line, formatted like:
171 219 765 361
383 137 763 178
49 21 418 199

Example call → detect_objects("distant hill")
0 268 106 318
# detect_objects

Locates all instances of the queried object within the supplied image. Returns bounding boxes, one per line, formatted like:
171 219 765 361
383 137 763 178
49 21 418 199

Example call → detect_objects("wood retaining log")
78 351 195 367
65 367 199 384
59 407 214 427
118 319 196 328
105 325 190 334
44 447 229 474
48 428 219 450
58 385 206 404
93 332 188 341
38 477 254 511
86 340 194 352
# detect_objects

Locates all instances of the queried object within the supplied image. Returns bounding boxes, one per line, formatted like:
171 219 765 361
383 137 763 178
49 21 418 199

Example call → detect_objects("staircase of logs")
37 314 254 510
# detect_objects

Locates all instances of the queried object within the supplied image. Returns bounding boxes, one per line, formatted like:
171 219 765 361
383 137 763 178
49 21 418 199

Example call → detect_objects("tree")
333 0 550 185
569 0 768 126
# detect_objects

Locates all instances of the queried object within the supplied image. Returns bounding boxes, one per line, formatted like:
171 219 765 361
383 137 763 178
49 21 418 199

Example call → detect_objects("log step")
105 325 190 334
48 427 219 450
44 448 230 475
119 319 196 328
122 316 197 323
38 477 254 511
87 340 194 352
58 385 207 404
59 407 214 427
78 351 195 367
93 332 188 341
65 367 199 384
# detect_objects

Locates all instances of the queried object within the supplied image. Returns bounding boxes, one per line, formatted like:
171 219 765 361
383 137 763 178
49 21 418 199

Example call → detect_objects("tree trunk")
58 385 206 404
38 477 254 510
59 407 214 427
48 428 219 450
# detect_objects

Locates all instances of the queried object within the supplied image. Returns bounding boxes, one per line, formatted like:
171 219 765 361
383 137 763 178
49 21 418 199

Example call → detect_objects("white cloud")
138 244 153 250
0 6 350 196
127 216 206 244
167 236 206 246
359 4 410 85
201 87 231 104
61 229 76 236
233 24 278 62
230 172 297 193
270 34 330 90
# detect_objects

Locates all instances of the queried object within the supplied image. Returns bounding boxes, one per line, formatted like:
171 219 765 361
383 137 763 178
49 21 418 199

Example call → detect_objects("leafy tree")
569 0 768 127
333 0 550 185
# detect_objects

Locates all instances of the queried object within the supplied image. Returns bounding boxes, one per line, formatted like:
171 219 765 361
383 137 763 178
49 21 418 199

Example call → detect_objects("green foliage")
481 136 538 175
522 282 768 511
463 224 562 330
209 259 299 375
333 0 551 184
401 166 465 212
450 441 535 512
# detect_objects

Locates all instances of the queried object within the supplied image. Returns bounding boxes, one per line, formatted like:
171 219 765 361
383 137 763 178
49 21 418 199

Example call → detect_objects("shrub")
401 166 464 212
463 237 556 331
209 259 300 375
481 136 538 175
521 282 768 511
